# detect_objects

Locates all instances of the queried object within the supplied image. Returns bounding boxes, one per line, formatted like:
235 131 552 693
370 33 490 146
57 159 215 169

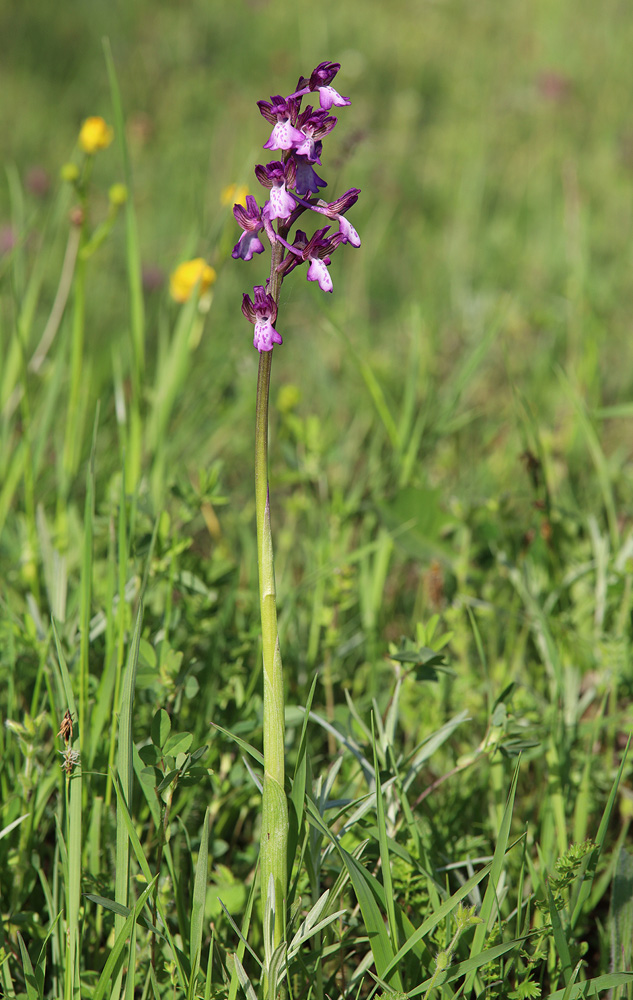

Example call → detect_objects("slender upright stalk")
255 337 288 955
235 61 360 977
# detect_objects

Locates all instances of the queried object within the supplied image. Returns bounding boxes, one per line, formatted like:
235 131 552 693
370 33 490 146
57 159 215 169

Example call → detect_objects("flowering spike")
234 62 360 349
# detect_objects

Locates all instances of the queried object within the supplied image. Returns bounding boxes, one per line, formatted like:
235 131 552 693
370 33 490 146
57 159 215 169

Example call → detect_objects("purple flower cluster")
234 61 360 352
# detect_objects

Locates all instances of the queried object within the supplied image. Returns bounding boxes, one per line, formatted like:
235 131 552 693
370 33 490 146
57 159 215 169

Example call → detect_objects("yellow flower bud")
79 116 114 154
60 162 80 183
169 258 217 303
108 183 128 206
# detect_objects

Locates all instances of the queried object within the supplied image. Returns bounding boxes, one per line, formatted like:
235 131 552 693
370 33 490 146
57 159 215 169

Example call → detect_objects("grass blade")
112 600 144 1000
92 879 158 1000
190 805 211 984
103 37 145 386
464 758 520 994
370 717 402 989
571 736 631 928
543 972 633 999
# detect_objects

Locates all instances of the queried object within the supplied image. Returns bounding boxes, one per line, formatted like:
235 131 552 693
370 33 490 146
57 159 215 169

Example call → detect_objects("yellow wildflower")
169 258 217 303
221 183 249 207
79 117 114 154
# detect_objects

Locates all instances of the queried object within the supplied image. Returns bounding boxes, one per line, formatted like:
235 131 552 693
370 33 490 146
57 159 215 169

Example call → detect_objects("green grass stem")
112 601 143 1000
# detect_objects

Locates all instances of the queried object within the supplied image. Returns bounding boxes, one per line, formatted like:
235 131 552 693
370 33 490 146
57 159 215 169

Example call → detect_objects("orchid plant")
232 61 360 965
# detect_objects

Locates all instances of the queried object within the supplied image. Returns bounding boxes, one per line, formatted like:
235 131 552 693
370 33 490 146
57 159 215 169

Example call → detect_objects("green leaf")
543 972 633 999
610 848 633 973
84 894 132 917
211 722 264 768
190 805 211 981
389 646 446 667
138 744 160 767
156 768 180 793
164 731 194 756
151 708 171 748
546 881 573 986
16 932 39 1000
185 675 200 699
338 845 399 981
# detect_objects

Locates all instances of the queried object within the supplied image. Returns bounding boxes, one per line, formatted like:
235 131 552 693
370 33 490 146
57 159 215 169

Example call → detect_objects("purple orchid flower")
283 189 361 246
242 285 283 351
232 195 266 261
277 227 343 293
289 61 351 112
318 189 361 246
294 107 337 162
294 157 327 197
305 61 342 88
257 95 304 151
255 160 297 221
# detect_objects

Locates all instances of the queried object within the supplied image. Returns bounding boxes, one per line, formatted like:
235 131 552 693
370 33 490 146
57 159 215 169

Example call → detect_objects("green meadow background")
2 0 633 997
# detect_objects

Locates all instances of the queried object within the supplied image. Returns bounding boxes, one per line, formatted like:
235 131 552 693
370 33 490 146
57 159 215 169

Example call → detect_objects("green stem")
256 346 288 956
61 161 93 503
62 245 86 490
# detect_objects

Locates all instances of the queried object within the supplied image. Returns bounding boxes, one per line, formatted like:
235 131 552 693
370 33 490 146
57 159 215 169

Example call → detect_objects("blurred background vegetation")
3 0 633 485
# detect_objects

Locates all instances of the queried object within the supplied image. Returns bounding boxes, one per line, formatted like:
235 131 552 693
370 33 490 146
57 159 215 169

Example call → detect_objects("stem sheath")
255 342 288 955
